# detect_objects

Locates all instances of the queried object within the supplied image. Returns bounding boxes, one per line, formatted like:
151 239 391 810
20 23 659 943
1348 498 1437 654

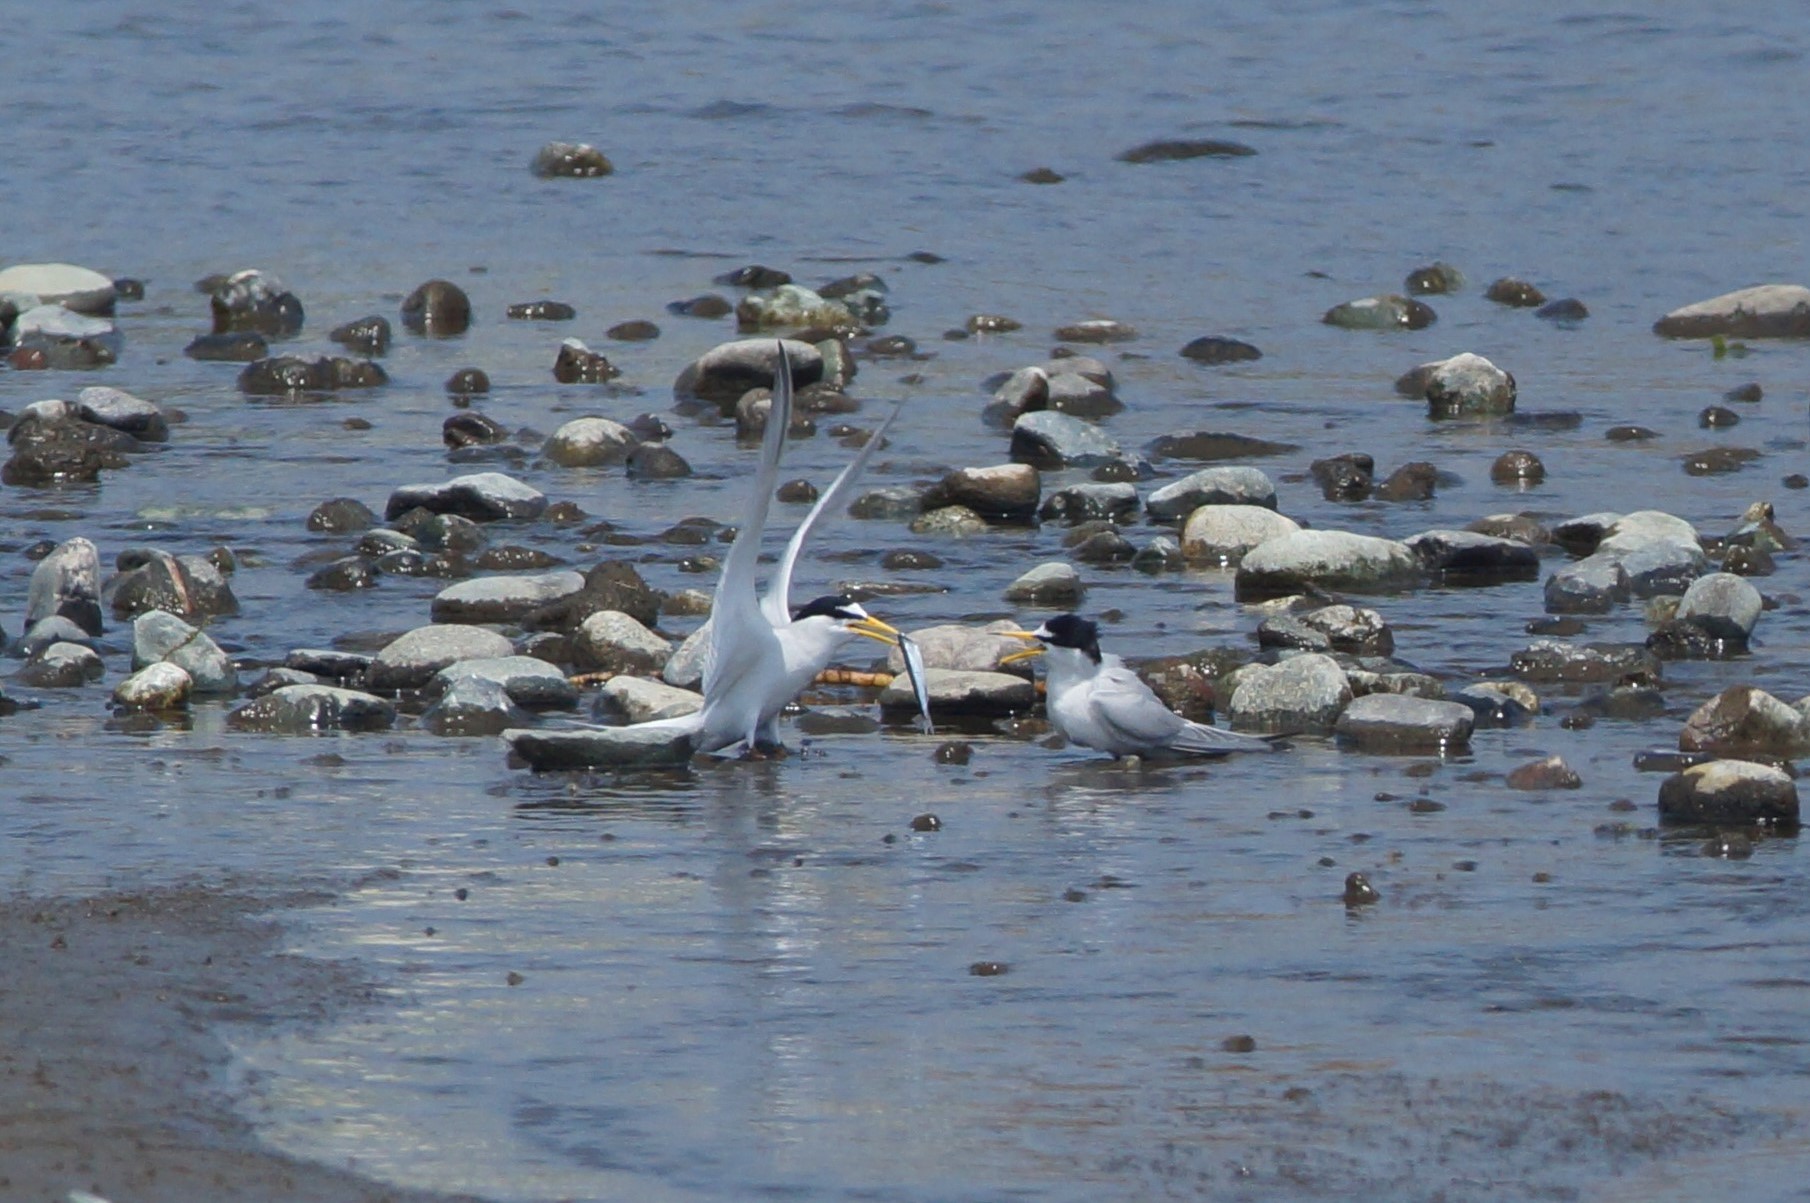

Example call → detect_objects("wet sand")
0 882 486 1203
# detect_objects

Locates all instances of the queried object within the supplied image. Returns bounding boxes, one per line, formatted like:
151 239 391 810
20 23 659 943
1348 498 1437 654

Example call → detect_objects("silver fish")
898 633 933 734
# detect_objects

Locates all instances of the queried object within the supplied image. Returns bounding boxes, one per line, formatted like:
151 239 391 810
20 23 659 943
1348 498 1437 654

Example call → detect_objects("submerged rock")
401 278 473 336
532 141 614 177
1323 294 1436 331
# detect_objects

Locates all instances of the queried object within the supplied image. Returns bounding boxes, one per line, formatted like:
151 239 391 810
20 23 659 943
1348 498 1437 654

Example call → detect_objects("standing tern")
645 340 908 755
1003 613 1276 760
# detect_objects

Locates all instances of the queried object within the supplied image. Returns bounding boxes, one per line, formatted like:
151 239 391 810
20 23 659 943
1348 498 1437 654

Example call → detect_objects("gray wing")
761 396 905 628
1089 664 1274 756
703 340 793 695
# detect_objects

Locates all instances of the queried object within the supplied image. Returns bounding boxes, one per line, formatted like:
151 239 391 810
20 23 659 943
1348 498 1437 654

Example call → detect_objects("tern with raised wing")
646 341 912 754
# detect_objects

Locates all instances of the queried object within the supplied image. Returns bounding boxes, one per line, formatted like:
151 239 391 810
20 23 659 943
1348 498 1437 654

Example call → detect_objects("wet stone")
384 472 547 523
1179 504 1298 565
1146 431 1297 463
1226 653 1353 735
1003 562 1084 606
237 355 386 395
921 464 1039 522
285 649 373 682
1486 277 1546 307
366 624 515 692
1699 405 1740 429
17 641 104 689
329 315 392 356
1679 685 1810 756
421 676 528 737
112 661 192 710
595 676 703 725
26 536 104 636
109 550 239 623
446 368 491 396
1404 262 1464 295
1342 872 1381 907
508 300 577 321
532 141 613 177
1311 453 1374 501
1334 693 1474 753
965 313 1022 333
1491 449 1545 485
444 412 509 449
209 269 304 337
1234 530 1422 601
1054 319 1137 343
1535 298 1589 322
430 570 586 624
1407 529 1541 584
1146 467 1277 521
1653 284 1810 339
227 684 397 733
1179 335 1262 364
1323 294 1436 331
506 725 696 771
571 610 671 676
1506 755 1583 790
626 443 692 480
1039 482 1140 525
131 610 236 695
879 669 1035 717
76 386 168 442
1684 447 1762 476
1510 639 1660 685
1258 604 1392 657
183 331 268 361
401 278 473 337
1375 461 1438 501
1010 410 1122 469
1117 137 1256 162
668 294 733 319
1658 760 1798 826
542 417 636 467
552 339 619 383
1453 681 1540 726
674 338 823 409
1419 352 1516 418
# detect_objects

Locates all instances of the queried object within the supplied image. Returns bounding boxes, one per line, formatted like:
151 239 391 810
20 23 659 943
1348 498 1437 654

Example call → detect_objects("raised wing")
703 340 794 695
761 394 905 627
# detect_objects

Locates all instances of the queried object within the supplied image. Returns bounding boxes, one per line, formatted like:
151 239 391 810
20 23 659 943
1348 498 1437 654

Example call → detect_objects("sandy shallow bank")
0 882 488 1203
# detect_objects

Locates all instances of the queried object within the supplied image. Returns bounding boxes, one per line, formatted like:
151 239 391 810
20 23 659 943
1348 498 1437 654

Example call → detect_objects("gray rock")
1004 561 1084 606
922 464 1040 521
1598 510 1701 554
883 622 1034 675
1334 693 1475 753
107 549 239 623
571 610 671 675
384 472 548 523
1322 294 1436 331
1258 605 1393 656
1180 504 1299 565
1146 467 1276 521
909 505 990 536
0 262 118 315
1510 640 1660 684
596 676 704 724
284 648 374 681
246 667 321 698
16 615 96 659
432 655 579 710
662 623 712 689
1131 534 1185 574
1658 760 1799 824
131 610 237 695
506 724 697 770
878 668 1035 717
1674 572 1763 642
1679 685 1810 755
10 303 123 363
1653 284 1810 339
1225 653 1353 735
17 641 104 688
25 537 103 635
1345 669 1444 700
113 662 192 709
1616 542 1707 598
1505 754 1583 790
1234 530 1422 600
1039 482 1140 525
227 684 397 733
1544 552 1630 614
1454 681 1540 725
211 268 304 337
1407 528 1541 583
421 676 528 736
1010 410 1122 468
1418 352 1515 418
736 284 865 333
673 338 824 408
430 570 586 624
76 386 168 442
367 624 515 691
542 417 637 468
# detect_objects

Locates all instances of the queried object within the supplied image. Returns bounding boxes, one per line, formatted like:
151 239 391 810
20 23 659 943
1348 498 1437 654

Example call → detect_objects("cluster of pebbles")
5 253 1810 827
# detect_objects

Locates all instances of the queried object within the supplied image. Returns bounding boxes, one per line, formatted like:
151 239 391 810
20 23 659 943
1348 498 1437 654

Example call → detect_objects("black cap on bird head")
791 593 868 623
1035 613 1101 662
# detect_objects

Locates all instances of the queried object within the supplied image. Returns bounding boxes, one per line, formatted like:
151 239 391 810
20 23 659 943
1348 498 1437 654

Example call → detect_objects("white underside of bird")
635 341 904 755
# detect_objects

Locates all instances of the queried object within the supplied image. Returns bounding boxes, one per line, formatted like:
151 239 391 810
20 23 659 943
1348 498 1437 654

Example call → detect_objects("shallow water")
8 1 1810 1199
